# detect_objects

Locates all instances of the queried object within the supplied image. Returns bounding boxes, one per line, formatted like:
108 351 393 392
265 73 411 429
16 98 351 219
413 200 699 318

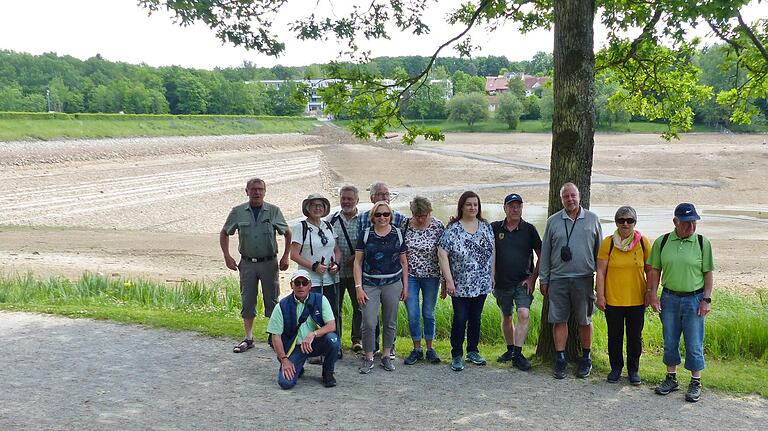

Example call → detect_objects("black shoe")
553 358 567 379
685 379 702 402
496 350 515 363
655 375 679 395
337 350 343 360
628 371 642 386
322 372 337 388
576 357 592 378
404 348 423 365
607 369 621 383
511 352 532 371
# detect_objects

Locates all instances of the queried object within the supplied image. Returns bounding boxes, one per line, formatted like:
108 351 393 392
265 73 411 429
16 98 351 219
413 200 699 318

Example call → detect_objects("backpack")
299 219 334 255
659 232 703 254
362 225 403 248
329 212 354 252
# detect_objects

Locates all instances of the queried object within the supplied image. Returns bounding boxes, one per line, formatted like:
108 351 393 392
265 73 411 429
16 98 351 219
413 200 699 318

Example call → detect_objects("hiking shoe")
321 372 337 388
607 369 621 383
389 347 396 360
308 356 324 365
426 348 441 364
404 348 423 365
511 352 532 371
359 358 374 374
352 343 363 353
553 358 567 379
628 371 642 386
655 375 679 395
577 357 592 378
381 356 396 371
685 379 702 402
496 350 515 363
466 351 487 366
451 356 465 371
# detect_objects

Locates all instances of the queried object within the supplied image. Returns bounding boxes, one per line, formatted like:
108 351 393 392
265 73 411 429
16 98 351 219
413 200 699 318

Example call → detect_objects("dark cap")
674 203 701 222
504 193 523 205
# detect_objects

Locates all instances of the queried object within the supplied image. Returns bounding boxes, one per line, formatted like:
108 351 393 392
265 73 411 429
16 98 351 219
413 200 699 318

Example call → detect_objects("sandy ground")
1 125 766 292
2 311 766 430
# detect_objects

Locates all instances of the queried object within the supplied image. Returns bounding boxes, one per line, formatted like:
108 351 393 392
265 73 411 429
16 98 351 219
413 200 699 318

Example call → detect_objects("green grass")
2 272 766 397
0 112 319 141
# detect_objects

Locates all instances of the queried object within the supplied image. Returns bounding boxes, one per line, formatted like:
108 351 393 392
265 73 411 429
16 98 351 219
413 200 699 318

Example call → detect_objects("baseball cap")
504 193 524 205
674 203 701 222
290 269 311 282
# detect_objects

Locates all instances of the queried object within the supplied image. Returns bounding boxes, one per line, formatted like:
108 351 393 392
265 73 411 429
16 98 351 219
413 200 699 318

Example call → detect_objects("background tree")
525 51 554 75
452 70 486 94
506 77 527 100
400 81 449 120
522 94 542 120
448 92 488 126
495 92 524 129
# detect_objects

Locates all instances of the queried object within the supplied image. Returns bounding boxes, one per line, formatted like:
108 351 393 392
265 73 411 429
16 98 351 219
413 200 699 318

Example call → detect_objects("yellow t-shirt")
597 235 652 306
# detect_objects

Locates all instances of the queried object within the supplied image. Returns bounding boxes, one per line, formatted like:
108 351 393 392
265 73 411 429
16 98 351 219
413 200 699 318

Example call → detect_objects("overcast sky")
1 0 766 70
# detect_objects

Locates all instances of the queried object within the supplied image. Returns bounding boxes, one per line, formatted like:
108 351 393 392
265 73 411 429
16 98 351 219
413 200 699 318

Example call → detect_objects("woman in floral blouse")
438 191 495 371
403 196 445 365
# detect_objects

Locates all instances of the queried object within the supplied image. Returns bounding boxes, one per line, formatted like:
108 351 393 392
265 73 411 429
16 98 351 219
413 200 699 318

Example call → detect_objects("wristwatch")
702 297 712 304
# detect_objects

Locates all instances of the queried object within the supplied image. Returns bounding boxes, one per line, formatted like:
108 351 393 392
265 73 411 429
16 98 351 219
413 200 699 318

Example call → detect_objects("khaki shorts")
547 276 595 325
238 258 280 318
493 281 533 316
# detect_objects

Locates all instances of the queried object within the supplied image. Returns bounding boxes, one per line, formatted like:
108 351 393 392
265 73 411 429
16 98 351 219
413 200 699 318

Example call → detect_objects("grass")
0 112 320 141
396 119 719 134
2 272 766 397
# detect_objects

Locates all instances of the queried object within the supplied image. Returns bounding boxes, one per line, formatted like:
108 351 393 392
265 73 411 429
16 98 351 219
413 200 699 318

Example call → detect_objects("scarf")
612 229 642 252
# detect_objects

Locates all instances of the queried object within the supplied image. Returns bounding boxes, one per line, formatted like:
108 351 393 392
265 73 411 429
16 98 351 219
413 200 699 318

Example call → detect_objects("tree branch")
737 11 768 63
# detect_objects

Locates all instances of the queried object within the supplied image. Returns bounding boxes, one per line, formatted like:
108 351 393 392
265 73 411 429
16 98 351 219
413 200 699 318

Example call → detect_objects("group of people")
220 178 714 403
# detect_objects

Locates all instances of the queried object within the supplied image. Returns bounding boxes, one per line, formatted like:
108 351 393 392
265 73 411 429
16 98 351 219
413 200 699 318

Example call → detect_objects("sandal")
233 339 254 353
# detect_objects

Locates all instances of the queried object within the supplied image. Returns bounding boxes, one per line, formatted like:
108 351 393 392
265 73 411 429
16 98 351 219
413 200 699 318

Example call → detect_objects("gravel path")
1 311 765 430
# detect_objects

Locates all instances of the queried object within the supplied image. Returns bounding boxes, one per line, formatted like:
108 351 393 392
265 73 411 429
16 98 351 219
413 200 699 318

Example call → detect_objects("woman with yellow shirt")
596 206 651 385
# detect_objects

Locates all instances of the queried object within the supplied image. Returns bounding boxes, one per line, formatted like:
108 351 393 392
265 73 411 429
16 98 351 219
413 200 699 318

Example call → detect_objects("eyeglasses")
374 212 391 218
373 192 391 197
615 218 636 225
293 279 310 287
310 203 325 209
317 227 329 246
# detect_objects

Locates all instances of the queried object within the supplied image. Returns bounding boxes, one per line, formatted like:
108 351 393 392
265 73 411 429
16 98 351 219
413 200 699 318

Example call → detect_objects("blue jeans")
450 295 487 358
405 276 440 341
660 290 705 372
277 333 340 389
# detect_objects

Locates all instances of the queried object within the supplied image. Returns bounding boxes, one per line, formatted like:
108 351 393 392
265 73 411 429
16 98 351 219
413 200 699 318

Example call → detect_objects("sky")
1 0 766 70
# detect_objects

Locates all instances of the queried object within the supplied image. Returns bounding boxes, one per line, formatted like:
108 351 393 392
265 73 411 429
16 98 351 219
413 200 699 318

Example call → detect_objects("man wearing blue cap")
646 203 714 402
491 193 541 370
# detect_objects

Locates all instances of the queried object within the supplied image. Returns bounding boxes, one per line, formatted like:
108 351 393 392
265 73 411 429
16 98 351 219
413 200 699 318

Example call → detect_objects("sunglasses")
293 278 310 287
615 218 636 225
317 227 329 246
374 212 391 218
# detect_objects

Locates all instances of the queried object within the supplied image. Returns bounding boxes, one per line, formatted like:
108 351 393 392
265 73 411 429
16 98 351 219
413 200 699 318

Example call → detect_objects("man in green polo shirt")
220 177 291 354
646 203 714 403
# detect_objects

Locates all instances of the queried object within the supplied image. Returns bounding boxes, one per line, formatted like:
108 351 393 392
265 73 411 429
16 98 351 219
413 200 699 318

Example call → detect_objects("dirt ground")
0 125 766 292
2 311 766 430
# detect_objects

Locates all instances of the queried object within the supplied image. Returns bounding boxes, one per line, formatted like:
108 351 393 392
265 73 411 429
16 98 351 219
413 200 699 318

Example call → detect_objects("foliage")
522 94 542 120
495 92 524 129
525 51 554 75
447 92 488 126
400 80 449 120
506 77 527 99
452 70 486 94
539 86 554 122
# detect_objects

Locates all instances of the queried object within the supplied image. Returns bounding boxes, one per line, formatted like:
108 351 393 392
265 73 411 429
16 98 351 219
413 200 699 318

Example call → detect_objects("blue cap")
674 203 700 222
504 193 523 205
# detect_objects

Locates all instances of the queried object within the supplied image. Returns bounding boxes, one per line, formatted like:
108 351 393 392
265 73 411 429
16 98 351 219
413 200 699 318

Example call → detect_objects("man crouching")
268 269 339 389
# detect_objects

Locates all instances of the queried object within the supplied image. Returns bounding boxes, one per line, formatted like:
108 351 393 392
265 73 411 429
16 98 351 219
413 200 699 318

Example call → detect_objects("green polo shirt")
266 294 335 343
222 201 289 258
647 230 714 293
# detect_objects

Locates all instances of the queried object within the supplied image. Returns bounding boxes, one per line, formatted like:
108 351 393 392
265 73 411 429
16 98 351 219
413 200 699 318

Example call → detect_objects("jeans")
405 276 440 341
450 294 487 358
338 277 362 344
277 333 340 389
660 290 705 371
605 305 645 372
311 283 340 338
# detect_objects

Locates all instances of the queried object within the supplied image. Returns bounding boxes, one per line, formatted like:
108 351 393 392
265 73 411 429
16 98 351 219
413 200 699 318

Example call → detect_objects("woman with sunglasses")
354 201 408 373
595 206 652 385
291 193 342 344
437 191 495 371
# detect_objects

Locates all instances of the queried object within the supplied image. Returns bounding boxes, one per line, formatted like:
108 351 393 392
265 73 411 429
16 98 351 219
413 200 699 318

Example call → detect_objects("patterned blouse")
438 220 494 297
405 217 445 278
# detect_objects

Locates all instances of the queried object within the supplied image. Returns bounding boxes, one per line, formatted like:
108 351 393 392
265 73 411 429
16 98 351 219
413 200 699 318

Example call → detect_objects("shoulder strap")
403 218 410 233
394 226 403 248
331 212 354 252
659 232 671 253
697 234 703 253
608 240 614 258
299 220 310 254
363 227 371 245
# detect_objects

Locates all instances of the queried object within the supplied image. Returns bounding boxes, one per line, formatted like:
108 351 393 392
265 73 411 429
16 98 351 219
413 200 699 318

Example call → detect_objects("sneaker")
321 372 337 388
466 351 487 366
381 356 396 371
352 343 363 353
426 348 441 364
607 369 622 383
496 350 516 363
553 358 567 379
389 348 396 360
404 348 423 365
628 371 642 386
577 357 592 378
511 352 532 371
359 358 374 374
308 356 324 365
451 356 465 371
655 375 679 395
685 379 702 402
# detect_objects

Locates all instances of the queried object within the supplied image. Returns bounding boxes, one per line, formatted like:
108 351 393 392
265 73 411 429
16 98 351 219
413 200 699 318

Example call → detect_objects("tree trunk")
536 0 596 363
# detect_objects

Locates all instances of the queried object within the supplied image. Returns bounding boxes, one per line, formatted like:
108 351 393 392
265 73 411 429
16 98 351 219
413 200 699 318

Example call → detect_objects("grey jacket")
539 207 602 283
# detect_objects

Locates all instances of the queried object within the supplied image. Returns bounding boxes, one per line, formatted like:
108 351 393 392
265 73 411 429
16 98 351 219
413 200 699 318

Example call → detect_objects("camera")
560 246 572 262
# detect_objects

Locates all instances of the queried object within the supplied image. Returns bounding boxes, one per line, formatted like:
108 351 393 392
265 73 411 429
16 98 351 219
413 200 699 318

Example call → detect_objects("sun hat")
302 193 331 217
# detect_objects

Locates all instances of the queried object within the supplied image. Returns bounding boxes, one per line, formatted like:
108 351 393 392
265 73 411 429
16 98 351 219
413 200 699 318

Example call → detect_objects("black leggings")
605 305 645 372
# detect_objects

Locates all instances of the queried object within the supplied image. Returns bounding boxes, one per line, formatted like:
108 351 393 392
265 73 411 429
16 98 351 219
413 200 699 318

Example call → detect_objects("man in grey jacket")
539 182 602 379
